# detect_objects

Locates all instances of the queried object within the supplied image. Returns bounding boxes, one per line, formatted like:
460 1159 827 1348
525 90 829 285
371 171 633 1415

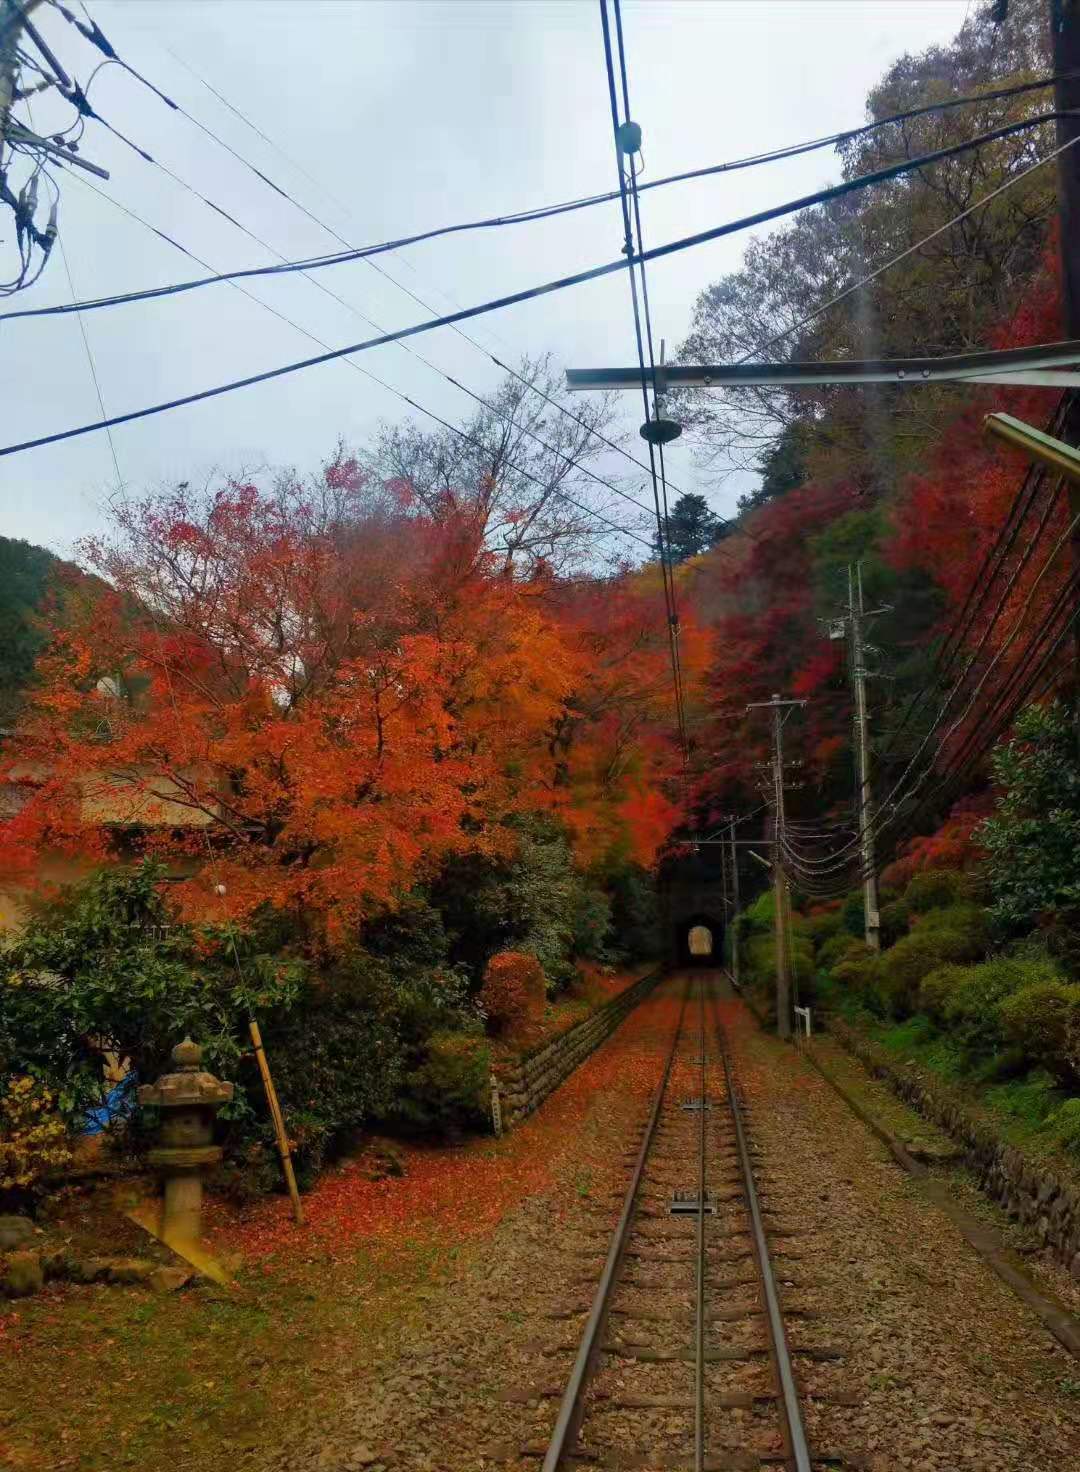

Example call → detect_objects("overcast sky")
1 0 972 560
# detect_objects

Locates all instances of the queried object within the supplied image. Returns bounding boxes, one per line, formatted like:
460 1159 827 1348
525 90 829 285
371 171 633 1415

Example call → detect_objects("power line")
784 527 1078 885
39 1 1080 302
47 163 656 554
6 50 1077 477
62 170 655 549
599 0 688 759
6 103 1073 330
778 470 1075 879
30 8 737 539
39 5 727 551
731 132 1080 370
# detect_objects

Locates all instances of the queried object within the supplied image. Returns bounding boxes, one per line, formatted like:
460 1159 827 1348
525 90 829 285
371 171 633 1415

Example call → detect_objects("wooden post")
249 1018 304 1225
490 1073 503 1137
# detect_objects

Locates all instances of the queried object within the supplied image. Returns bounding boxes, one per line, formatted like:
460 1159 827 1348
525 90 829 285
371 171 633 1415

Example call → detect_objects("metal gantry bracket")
566 340 1080 393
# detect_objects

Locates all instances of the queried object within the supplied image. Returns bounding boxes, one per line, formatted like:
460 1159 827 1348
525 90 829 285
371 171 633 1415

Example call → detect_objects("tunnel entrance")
676 912 724 968
688 924 713 957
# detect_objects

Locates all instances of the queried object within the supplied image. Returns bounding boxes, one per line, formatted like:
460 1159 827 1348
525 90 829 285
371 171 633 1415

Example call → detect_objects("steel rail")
694 978 706 1471
540 979 690 1472
719 1017 813 1472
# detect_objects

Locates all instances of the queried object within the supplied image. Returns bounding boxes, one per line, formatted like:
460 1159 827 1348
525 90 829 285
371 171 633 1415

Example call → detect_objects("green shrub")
256 967 404 1184
904 868 967 914
914 901 987 945
394 1033 491 1134
789 934 815 986
830 950 885 1012
878 926 980 1018
997 975 1080 1083
744 889 777 932
919 963 969 1023
744 930 813 989
596 859 659 962
1051 1098 1080 1157
841 890 865 938
878 899 910 948
941 956 1033 1052
0 1074 72 1198
979 702 1080 936
570 886 613 964
0 863 306 1126
0 863 489 1185
818 933 864 970
805 910 843 949
745 933 776 987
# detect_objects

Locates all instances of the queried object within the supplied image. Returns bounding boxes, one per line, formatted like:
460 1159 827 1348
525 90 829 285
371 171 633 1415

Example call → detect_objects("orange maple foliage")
2 459 707 940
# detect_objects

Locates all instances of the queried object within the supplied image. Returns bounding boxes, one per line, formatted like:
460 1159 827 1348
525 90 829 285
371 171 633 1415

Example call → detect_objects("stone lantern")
138 1038 233 1246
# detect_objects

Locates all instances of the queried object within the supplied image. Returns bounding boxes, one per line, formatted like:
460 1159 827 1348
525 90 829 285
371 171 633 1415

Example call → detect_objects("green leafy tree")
677 0 1053 488
0 537 59 722
980 703 1080 936
431 816 598 989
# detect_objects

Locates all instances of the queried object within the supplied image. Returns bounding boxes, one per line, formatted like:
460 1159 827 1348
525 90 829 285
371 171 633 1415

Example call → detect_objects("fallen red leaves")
207 987 681 1264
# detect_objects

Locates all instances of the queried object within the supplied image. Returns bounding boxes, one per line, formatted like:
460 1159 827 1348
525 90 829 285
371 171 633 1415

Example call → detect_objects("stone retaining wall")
831 1018 1080 1280
493 968 662 1130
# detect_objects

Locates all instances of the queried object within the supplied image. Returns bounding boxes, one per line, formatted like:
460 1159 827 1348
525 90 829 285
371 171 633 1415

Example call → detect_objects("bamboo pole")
248 1018 304 1225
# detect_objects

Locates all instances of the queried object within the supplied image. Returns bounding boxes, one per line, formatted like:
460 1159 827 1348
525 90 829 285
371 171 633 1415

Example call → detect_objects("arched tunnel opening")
676 912 725 968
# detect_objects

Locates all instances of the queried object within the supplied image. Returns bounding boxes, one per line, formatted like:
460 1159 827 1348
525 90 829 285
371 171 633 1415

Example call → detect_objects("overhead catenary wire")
598 0 689 760
611 0 689 642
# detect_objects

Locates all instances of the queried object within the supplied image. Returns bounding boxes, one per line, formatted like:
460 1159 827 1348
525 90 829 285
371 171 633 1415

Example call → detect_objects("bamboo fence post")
248 1018 304 1225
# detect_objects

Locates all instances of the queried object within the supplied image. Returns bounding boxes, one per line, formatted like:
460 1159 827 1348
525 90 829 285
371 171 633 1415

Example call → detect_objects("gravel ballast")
269 978 1080 1472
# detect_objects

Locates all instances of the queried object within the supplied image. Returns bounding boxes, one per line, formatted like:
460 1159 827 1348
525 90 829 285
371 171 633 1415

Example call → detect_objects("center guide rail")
539 970 813 1472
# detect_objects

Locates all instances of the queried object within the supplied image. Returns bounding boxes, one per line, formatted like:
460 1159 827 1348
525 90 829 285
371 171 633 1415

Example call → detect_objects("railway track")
537 970 844 1472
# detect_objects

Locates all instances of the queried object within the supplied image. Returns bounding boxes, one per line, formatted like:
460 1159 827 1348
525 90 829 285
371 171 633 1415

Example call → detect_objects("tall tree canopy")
677 0 1053 490
1 453 707 943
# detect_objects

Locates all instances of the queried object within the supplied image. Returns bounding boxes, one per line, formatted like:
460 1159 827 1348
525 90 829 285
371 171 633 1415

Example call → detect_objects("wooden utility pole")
848 567 881 950
747 694 805 1039
728 818 741 990
0 2 28 146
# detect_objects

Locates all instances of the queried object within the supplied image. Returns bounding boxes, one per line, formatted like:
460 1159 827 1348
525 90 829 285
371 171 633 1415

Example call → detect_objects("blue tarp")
82 1071 137 1135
